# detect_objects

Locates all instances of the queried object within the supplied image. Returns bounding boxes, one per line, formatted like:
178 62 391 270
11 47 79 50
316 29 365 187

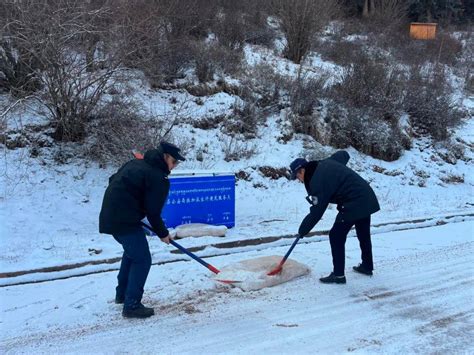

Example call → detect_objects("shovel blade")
267 266 283 276
214 256 310 291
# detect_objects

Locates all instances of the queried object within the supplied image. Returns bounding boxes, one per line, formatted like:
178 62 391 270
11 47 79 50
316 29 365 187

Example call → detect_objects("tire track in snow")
262 243 474 353
187 243 474 353
170 242 474 353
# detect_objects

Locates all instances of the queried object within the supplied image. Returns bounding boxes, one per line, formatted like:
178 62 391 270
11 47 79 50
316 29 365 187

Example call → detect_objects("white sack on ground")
214 255 310 291
174 223 227 238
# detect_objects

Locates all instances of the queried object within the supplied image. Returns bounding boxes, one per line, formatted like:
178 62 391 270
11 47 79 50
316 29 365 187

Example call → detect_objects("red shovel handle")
133 150 144 159
267 260 284 276
267 236 301 276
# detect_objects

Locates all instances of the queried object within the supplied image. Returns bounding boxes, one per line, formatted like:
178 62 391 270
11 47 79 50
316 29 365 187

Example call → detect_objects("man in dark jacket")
290 151 380 284
99 141 185 318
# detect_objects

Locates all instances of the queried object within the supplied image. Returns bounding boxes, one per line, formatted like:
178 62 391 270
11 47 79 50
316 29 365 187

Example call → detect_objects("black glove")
305 195 318 206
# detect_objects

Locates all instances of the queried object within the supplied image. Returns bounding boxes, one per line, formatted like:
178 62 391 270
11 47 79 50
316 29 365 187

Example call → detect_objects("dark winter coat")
298 151 380 236
99 148 170 238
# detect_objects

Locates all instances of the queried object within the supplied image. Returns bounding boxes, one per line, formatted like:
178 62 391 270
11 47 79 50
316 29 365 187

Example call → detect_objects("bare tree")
113 0 217 85
0 39 42 97
365 0 408 30
2 0 122 142
0 1 43 96
272 0 341 64
363 0 370 17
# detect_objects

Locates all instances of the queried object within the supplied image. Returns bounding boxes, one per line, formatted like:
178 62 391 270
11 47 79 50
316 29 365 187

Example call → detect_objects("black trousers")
329 216 373 276
113 228 152 309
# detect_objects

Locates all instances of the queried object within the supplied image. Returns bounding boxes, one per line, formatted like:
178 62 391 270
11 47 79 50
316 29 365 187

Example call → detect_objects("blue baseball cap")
289 158 308 180
160 141 186 161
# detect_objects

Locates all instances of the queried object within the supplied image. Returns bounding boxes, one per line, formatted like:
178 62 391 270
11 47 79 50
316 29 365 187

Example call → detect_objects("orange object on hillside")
410 22 437 40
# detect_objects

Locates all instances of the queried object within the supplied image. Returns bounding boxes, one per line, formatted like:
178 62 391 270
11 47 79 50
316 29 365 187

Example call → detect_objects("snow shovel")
141 222 239 285
267 235 302 276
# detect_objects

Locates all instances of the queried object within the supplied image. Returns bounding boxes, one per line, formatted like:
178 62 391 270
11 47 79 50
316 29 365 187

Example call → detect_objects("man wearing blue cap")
99 141 185 318
289 151 380 284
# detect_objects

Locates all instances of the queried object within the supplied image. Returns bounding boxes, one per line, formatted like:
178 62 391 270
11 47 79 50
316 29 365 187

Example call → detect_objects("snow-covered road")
1 221 473 354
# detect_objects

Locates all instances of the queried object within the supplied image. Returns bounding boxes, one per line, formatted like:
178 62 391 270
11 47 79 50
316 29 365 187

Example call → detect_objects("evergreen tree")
408 0 464 23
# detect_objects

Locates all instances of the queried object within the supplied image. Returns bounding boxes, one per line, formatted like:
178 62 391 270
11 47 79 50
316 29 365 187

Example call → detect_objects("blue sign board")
162 174 235 228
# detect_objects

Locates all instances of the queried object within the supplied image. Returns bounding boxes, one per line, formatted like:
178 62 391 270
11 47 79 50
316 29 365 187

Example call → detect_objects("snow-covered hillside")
1 102 473 274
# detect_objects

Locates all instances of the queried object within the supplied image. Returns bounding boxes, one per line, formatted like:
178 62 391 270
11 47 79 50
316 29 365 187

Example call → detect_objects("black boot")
319 272 346 284
122 303 155 318
115 293 125 304
353 264 373 276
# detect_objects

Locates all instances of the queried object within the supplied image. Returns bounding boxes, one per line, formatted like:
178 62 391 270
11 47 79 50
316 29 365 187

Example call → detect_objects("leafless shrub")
287 72 328 116
384 169 403 176
192 42 243 83
163 41 195 84
434 33 465 66
404 66 463 141
440 173 464 184
336 17 368 36
192 114 225 130
414 169 430 179
436 139 467 165
365 0 409 32
207 1 276 49
381 30 463 67
288 111 325 143
0 40 42 97
164 0 217 40
272 0 341 63
2 123 54 152
258 166 290 180
3 0 121 142
86 92 189 167
220 135 256 162
114 1 163 77
243 10 276 47
314 38 361 67
114 1 203 86
443 139 467 161
44 60 119 142
185 79 241 98
239 63 286 111
235 170 251 181
327 104 404 161
85 98 162 166
223 101 263 139
215 48 244 77
466 70 474 94
193 43 217 83
0 118 6 138
134 39 193 87
457 32 473 92
213 11 246 51
331 51 406 124
372 165 386 173
3 131 28 150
